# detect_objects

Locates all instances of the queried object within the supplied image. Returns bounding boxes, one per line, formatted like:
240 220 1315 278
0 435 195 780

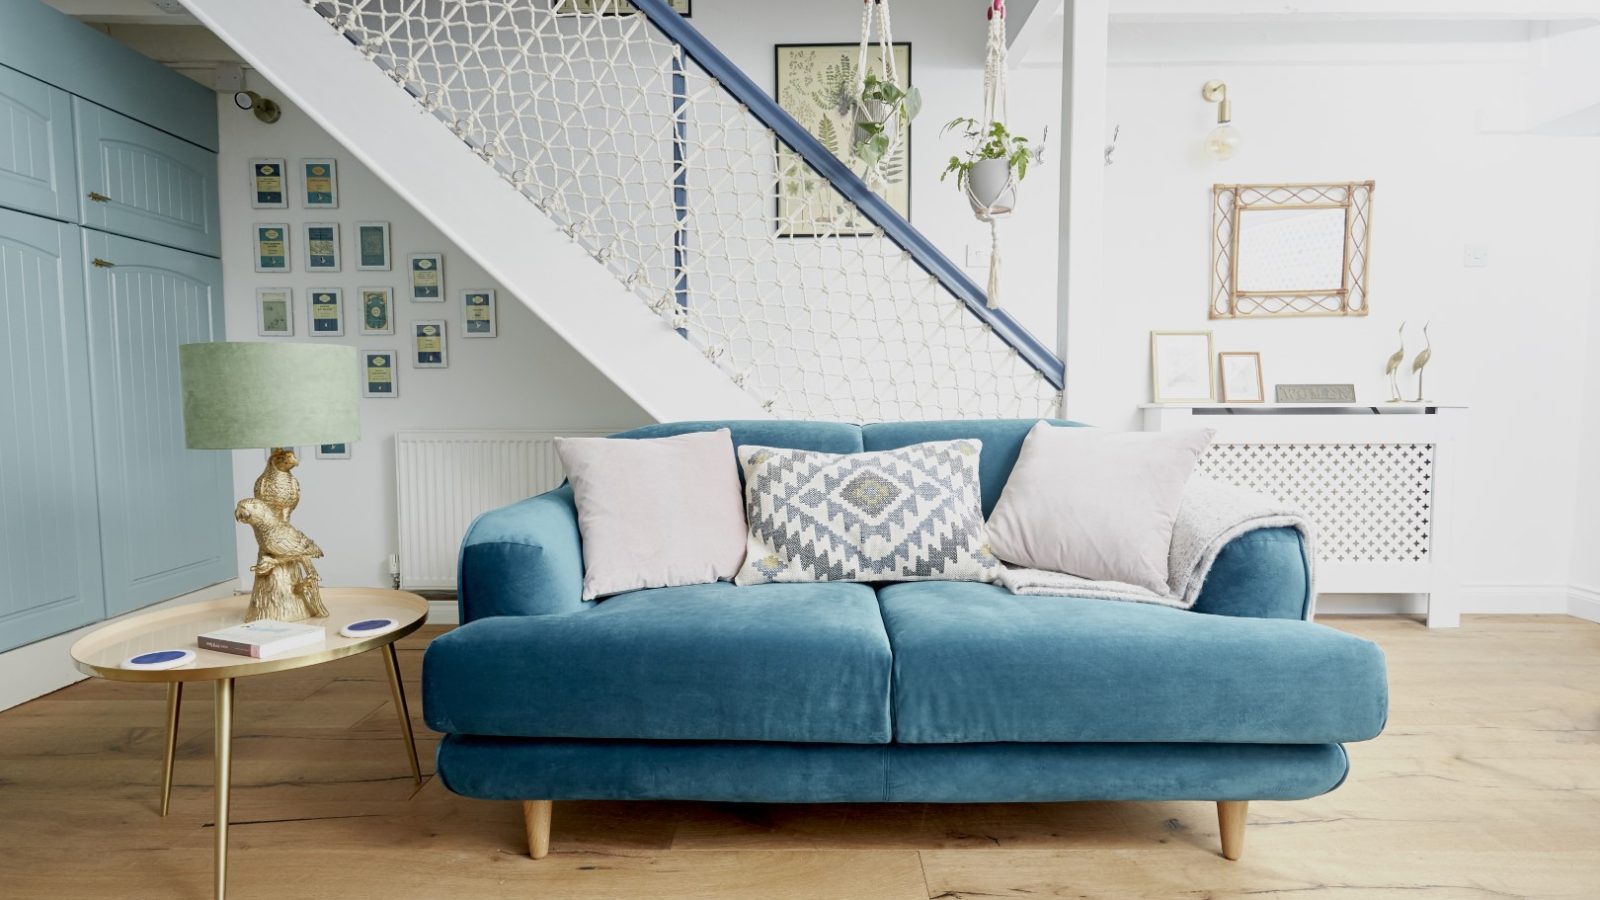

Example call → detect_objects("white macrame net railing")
308 0 1061 421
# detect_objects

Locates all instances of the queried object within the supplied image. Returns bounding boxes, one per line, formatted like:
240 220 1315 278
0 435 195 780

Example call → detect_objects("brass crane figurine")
1411 322 1433 403
1385 321 1406 402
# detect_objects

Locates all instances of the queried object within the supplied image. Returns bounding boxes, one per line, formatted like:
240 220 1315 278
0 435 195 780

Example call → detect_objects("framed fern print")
774 43 912 238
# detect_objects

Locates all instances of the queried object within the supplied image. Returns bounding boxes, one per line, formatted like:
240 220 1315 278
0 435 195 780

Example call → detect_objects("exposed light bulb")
1206 122 1242 160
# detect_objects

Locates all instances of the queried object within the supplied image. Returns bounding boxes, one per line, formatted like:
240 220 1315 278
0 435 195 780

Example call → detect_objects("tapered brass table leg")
161 682 182 816
382 643 422 784
214 678 234 900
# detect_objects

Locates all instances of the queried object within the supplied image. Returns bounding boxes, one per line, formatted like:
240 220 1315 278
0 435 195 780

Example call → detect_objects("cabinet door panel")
74 100 219 257
84 231 233 615
0 65 78 222
0 208 105 652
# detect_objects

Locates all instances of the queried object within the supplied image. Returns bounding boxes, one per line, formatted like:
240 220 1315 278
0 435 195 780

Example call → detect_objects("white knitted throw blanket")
997 477 1315 613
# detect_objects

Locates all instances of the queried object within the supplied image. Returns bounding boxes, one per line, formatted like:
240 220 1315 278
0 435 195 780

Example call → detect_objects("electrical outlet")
965 245 989 269
1463 244 1489 268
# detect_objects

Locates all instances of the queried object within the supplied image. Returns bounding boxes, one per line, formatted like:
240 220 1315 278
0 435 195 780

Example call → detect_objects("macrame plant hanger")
855 0 903 188
972 0 1012 307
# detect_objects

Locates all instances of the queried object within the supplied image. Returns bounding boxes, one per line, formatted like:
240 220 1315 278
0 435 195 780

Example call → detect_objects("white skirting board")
1570 585 1600 623
0 580 238 713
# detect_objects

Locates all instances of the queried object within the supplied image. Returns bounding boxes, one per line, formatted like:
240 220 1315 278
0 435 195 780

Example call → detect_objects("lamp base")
235 450 328 623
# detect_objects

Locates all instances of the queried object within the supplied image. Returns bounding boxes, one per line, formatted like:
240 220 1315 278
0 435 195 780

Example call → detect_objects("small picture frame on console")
1218 352 1265 403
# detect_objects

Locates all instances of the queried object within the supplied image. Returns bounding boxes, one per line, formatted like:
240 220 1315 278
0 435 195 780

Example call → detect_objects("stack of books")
198 620 326 659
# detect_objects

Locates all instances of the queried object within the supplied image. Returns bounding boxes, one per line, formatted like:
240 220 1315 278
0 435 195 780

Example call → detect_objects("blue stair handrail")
631 0 1065 391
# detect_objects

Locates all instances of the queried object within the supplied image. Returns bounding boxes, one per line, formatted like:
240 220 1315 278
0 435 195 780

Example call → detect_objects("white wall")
1072 21 1600 606
1571 222 1600 608
694 0 1064 344
219 77 649 589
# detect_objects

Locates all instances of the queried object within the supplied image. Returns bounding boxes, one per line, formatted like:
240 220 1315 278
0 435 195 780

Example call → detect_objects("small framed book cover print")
308 288 345 336
315 443 352 460
301 158 339 208
305 222 341 272
361 350 398 398
254 224 290 273
409 252 444 301
356 221 392 271
359 287 395 335
462 289 497 337
249 158 288 209
256 288 294 337
412 319 448 368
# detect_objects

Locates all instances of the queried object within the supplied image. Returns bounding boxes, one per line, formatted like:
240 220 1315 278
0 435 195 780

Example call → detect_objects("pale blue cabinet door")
74 99 220 258
0 208 105 652
0 64 78 222
84 230 233 616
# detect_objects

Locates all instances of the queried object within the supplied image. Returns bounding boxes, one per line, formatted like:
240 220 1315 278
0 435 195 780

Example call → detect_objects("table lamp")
179 342 360 623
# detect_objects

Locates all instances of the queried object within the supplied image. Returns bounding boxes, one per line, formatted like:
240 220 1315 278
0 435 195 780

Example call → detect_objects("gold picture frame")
1218 351 1265 403
1211 181 1373 318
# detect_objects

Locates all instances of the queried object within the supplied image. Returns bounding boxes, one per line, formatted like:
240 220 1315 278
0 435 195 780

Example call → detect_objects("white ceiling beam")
37 0 195 25
1109 0 1600 23
1009 0 1066 58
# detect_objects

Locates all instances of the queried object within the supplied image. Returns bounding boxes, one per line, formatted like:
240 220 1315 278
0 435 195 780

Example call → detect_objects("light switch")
965 245 989 269
1463 244 1489 268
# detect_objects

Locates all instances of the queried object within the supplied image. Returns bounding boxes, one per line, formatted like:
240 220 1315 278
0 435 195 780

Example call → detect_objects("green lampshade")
179 342 361 449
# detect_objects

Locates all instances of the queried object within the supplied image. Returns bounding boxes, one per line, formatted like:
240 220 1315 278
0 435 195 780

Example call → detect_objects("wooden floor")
4 615 1598 899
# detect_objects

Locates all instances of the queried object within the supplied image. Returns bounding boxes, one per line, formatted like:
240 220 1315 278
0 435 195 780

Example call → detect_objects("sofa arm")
1190 526 1313 621
457 484 586 622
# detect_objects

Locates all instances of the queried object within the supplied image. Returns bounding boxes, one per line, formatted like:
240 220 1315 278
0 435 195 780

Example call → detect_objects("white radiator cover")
394 428 614 591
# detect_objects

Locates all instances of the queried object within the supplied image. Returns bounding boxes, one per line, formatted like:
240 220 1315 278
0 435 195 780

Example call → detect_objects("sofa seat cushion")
424 582 893 743
878 581 1387 745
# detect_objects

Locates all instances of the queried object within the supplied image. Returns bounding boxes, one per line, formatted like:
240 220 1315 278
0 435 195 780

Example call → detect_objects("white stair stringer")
180 0 763 422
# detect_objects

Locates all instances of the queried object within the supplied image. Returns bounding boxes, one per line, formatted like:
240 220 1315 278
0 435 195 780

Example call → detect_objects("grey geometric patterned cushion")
734 439 1000 586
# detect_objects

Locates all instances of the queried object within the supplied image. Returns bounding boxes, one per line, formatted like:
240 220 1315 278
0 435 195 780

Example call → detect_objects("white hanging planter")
852 100 896 151
966 157 1017 218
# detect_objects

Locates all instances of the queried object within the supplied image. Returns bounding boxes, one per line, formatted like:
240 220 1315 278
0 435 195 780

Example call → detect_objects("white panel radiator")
394 428 613 591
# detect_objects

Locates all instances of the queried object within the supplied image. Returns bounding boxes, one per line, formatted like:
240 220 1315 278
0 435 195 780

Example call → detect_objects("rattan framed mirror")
1211 181 1374 318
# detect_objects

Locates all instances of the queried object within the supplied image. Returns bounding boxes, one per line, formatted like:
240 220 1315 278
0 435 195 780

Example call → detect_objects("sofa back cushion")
862 419 1082 517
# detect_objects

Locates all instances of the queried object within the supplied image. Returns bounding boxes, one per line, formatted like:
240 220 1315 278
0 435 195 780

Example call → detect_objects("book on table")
197 620 327 659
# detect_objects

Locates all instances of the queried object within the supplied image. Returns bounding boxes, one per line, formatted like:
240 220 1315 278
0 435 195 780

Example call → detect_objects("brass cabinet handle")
91 258 116 268
86 191 112 203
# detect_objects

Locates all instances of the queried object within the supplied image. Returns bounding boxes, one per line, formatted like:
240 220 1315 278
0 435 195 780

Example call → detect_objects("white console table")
1141 403 1468 628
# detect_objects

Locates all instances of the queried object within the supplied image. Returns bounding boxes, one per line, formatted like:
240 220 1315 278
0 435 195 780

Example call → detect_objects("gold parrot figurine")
254 447 300 522
1384 322 1406 402
1411 322 1433 403
235 498 328 622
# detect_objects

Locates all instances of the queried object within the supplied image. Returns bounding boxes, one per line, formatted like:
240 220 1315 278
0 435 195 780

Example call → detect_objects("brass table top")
70 587 429 684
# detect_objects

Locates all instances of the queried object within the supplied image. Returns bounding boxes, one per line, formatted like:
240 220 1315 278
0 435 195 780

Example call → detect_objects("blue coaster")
123 649 196 670
339 617 401 639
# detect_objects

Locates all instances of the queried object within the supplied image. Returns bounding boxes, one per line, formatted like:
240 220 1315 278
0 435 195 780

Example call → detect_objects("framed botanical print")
308 288 346 337
1150 331 1214 403
1218 351 1265 403
301 158 339 208
774 43 911 238
462 289 497 338
412 319 448 368
359 286 395 335
256 288 293 337
249 158 287 209
356 221 392 271
315 443 351 460
253 224 289 273
305 222 341 272
409 252 444 302
361 350 398 398
553 0 690 15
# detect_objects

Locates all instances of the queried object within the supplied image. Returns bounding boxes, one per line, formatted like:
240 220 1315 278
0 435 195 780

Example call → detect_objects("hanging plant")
940 117 1044 218
848 72 922 175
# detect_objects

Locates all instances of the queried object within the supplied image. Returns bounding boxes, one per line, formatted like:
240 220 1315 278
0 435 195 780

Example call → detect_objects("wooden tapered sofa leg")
523 800 553 859
1217 800 1248 861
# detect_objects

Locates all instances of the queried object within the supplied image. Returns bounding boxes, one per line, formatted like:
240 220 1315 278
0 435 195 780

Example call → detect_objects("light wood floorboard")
2 616 1597 899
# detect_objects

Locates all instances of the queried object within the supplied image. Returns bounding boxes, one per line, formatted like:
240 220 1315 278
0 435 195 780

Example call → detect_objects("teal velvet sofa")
423 420 1388 861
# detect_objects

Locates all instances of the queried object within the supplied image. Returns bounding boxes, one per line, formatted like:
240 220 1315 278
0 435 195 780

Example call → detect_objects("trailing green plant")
940 117 1043 189
846 72 922 171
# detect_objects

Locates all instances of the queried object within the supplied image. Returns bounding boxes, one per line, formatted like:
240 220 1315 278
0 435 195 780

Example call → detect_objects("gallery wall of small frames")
248 157 501 452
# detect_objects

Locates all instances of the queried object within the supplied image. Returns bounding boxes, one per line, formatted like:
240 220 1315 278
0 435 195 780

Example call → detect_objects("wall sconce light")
1201 80 1240 160
233 90 282 125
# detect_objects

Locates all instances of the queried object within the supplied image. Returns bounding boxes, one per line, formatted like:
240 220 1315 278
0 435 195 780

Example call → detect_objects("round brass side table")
69 587 429 900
